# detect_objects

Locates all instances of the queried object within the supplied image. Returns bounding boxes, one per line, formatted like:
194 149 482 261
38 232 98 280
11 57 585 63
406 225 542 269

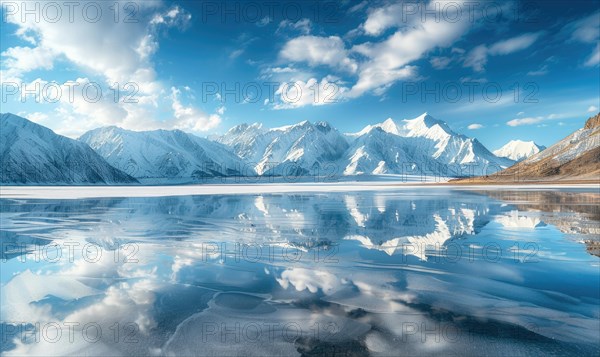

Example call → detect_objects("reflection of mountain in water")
0 192 504 262
495 210 547 229
2 190 598 260
342 194 495 260
478 190 600 256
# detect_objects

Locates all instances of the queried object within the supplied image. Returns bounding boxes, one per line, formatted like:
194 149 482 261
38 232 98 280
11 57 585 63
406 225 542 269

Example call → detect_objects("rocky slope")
454 113 600 183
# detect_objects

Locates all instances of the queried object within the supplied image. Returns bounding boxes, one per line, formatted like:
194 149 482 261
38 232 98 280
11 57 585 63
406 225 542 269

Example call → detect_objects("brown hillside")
452 113 600 184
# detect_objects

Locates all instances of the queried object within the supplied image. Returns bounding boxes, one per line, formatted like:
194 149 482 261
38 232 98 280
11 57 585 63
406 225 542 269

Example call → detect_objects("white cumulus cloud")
507 117 544 127
467 123 484 130
170 87 222 132
0 1 212 136
279 35 357 73
275 1 478 101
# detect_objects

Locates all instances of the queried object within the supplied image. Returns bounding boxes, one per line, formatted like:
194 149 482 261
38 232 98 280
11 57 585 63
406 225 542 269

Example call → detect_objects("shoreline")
1 181 598 199
446 179 600 185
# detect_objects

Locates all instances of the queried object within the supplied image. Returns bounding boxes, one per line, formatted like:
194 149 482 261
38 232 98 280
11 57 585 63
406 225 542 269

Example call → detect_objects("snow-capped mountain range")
493 140 546 161
2 112 527 184
79 126 250 179
215 120 349 176
342 113 514 176
1 113 137 184
216 113 514 178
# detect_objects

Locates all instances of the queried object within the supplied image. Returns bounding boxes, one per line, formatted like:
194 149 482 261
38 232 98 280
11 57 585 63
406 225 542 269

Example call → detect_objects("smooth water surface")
1 188 599 356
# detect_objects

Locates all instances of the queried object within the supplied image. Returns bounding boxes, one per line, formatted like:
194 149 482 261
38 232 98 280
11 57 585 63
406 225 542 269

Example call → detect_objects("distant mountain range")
493 140 546 162
1 113 137 185
215 120 349 176
455 113 600 183
343 113 514 176
215 113 513 178
8 111 595 185
80 126 250 180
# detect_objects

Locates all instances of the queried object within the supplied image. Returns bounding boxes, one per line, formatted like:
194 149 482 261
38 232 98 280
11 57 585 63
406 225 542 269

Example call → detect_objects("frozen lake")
1 188 599 356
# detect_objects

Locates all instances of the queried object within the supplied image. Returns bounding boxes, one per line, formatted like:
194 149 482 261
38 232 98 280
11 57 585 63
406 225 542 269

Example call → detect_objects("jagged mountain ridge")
79 126 252 179
0 113 137 184
215 120 350 176
343 113 514 176
5 111 522 183
216 113 513 177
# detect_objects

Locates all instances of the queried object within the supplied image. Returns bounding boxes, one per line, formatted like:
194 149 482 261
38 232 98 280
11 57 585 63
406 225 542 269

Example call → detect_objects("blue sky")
1 0 599 150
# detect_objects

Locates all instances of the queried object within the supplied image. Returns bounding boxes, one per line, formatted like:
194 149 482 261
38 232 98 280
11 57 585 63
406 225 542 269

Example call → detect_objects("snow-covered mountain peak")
315 121 331 128
226 122 263 135
379 118 400 134
351 113 455 140
7 111 518 183
343 113 513 176
80 126 250 180
85 125 135 136
493 140 546 161
349 117 400 137
480 114 599 181
270 120 312 132
3 112 27 124
216 119 349 175
1 113 137 184
399 113 455 138
3 112 55 137
413 112 433 124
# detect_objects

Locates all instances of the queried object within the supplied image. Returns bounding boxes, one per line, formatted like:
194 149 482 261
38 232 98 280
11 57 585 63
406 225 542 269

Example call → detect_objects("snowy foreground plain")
1 179 598 199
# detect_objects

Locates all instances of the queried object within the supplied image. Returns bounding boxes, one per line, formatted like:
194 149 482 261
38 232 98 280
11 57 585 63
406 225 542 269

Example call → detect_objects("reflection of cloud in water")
161 292 371 356
276 268 342 294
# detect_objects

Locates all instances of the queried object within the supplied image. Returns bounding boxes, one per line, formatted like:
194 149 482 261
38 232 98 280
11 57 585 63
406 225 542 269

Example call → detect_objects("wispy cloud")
465 33 543 72
277 18 311 35
565 11 600 67
170 87 222 132
584 43 600 67
430 56 453 70
507 113 569 127
275 1 477 102
489 33 542 55
527 64 549 76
